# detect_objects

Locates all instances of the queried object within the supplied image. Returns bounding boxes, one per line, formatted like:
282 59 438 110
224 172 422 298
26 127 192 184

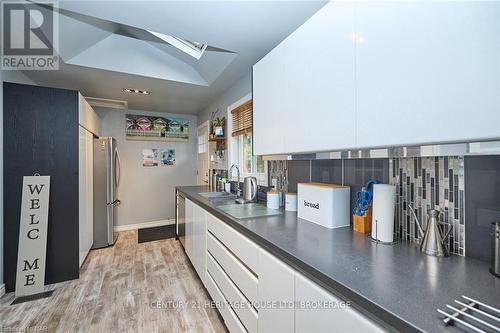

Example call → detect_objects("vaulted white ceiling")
18 1 327 114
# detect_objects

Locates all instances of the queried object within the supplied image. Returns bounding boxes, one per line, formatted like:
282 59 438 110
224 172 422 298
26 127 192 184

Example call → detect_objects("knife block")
353 206 372 234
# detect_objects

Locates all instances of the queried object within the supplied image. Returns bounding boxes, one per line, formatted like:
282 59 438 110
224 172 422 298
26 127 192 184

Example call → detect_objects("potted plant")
209 109 219 139
213 117 225 137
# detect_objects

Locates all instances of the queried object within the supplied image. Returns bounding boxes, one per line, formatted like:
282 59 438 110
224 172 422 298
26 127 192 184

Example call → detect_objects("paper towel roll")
371 184 396 243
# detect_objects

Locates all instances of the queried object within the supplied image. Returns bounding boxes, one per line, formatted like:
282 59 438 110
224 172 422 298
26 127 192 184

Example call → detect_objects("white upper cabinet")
281 1 356 153
253 39 287 155
253 1 356 154
253 1 500 154
355 1 500 148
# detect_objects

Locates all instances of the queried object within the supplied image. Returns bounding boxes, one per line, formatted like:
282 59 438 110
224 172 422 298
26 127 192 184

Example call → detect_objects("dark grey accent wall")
344 159 390 222
3 82 80 292
287 160 311 193
285 156 499 259
464 156 500 262
311 160 342 184
288 159 390 221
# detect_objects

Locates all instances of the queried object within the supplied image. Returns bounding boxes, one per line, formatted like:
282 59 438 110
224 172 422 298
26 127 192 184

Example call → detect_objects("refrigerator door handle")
108 199 121 206
114 148 121 188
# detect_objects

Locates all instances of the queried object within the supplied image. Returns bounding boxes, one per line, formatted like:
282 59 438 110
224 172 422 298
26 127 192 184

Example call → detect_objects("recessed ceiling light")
123 88 150 95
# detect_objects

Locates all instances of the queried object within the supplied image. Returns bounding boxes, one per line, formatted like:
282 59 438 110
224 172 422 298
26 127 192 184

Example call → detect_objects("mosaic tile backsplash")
389 157 465 256
277 156 467 257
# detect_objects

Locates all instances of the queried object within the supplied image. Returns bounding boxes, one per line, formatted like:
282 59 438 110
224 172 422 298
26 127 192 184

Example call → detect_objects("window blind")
231 99 253 137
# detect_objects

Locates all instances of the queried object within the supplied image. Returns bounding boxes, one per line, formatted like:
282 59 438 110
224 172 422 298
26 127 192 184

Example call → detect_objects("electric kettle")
236 176 257 204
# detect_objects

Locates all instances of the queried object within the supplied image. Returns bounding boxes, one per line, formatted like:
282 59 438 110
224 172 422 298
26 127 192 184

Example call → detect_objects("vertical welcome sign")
14 175 51 301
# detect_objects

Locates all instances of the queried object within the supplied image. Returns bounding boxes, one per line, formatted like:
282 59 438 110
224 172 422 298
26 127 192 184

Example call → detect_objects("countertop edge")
177 187 422 333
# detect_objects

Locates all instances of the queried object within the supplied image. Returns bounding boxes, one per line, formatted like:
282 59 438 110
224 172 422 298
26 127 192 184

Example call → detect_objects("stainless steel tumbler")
491 222 500 278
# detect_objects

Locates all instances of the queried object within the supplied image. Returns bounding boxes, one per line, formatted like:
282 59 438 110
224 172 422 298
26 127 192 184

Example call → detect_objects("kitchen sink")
199 191 236 199
216 203 283 220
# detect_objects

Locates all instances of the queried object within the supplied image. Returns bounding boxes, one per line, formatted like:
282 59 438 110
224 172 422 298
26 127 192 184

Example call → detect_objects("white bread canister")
297 183 350 229
285 192 297 212
371 184 396 243
267 189 280 210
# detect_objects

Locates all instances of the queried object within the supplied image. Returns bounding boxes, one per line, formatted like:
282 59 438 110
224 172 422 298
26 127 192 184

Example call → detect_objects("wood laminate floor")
0 231 227 333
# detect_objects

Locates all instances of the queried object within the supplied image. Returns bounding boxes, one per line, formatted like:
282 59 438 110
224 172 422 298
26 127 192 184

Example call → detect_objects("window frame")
236 132 267 185
228 95 268 186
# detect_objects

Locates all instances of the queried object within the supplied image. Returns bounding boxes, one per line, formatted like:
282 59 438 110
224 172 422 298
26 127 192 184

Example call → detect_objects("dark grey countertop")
177 186 500 333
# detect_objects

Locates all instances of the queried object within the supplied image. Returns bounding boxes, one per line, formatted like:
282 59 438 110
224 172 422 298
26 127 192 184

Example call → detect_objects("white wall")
198 72 252 171
95 108 197 226
198 71 252 125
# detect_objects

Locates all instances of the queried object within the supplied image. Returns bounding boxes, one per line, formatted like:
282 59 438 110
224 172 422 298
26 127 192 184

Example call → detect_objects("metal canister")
211 172 219 191
491 222 500 278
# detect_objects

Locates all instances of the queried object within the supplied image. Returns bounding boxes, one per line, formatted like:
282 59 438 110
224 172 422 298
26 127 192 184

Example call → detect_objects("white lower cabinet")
185 199 194 260
295 273 385 333
258 250 295 333
193 204 207 284
207 252 258 333
185 200 208 285
206 273 248 333
206 212 260 274
207 232 258 304
187 204 386 333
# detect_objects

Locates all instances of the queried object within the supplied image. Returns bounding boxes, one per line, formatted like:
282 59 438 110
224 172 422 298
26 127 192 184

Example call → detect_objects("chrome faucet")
229 164 241 197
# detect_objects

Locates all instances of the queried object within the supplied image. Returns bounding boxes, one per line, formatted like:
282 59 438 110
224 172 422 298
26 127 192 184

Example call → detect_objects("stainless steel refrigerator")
92 137 121 248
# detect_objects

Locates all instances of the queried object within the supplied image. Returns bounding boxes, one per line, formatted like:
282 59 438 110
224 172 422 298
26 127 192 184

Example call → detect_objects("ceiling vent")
85 97 128 110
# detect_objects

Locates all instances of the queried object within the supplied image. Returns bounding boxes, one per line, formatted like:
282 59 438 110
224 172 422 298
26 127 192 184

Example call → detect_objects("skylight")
148 30 208 60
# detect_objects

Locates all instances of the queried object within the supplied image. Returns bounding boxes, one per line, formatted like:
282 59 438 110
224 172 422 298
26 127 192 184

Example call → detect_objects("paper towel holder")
369 219 399 245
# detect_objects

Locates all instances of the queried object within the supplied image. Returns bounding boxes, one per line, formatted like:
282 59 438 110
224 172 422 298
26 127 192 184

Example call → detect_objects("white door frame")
197 121 210 185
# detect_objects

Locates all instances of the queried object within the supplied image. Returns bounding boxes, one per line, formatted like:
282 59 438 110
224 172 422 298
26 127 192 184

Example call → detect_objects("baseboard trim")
114 219 175 232
0 283 5 297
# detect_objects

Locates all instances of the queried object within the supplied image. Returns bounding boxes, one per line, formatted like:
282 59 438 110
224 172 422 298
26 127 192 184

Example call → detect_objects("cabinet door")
355 1 500 148
78 126 94 268
282 1 356 153
252 41 287 155
185 199 194 261
85 129 93 258
295 274 384 333
258 250 295 333
193 204 207 285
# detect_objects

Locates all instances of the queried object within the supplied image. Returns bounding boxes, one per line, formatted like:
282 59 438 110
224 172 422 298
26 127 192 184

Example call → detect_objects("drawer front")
295 273 385 333
206 214 260 274
258 249 295 333
206 273 248 333
207 252 258 333
207 233 258 304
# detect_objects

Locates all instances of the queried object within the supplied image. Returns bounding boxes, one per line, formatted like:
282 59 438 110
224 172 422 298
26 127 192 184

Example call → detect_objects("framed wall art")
127 114 189 142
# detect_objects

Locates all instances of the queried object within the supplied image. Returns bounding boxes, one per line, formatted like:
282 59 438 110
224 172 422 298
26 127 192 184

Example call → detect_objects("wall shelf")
209 137 226 142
